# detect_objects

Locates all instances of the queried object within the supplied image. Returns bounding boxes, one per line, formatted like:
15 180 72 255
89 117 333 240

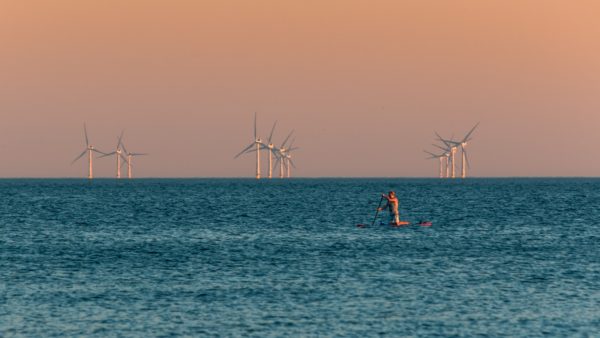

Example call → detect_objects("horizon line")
0 176 599 179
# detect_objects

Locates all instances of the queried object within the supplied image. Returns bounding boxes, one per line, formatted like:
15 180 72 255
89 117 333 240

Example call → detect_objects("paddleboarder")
378 191 401 225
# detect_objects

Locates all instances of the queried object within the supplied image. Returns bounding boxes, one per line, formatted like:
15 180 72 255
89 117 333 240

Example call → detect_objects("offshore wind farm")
425 123 480 179
71 125 148 179
234 113 298 179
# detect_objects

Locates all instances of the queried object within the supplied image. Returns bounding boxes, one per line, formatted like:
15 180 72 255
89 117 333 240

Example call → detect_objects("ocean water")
1 178 599 337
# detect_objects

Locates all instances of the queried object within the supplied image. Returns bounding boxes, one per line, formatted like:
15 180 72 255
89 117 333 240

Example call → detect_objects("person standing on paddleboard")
378 191 401 226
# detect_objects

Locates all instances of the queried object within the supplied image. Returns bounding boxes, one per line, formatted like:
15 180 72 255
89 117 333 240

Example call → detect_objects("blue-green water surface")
2 178 599 336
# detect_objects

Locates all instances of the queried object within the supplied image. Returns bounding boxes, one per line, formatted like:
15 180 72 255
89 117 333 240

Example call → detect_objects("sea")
1 178 599 337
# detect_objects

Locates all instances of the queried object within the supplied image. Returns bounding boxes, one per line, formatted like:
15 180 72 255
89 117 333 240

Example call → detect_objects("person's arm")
378 200 389 211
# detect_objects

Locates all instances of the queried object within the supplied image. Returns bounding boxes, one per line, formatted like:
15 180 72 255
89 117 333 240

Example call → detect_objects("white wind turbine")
120 139 148 179
435 132 459 178
424 150 447 178
234 113 265 179
71 123 105 179
274 131 294 178
99 131 128 178
431 143 451 178
438 123 479 178
284 138 299 178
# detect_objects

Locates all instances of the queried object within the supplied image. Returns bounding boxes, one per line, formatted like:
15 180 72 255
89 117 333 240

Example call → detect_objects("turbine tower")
234 113 265 179
71 124 105 179
99 131 128 178
120 139 148 179
266 121 277 179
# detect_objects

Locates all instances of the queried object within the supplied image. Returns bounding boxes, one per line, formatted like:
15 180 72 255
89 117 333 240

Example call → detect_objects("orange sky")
1 0 599 177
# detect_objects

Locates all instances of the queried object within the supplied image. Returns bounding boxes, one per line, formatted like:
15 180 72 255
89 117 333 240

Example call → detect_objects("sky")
1 0 599 177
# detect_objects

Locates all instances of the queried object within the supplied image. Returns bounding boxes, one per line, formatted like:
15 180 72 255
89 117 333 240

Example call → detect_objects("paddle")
357 195 385 228
371 195 385 226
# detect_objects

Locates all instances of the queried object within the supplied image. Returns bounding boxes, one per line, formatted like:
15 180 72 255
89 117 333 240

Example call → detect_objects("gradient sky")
1 0 599 177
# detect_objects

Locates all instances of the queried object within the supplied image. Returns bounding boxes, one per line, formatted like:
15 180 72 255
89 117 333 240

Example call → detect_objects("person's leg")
394 213 400 225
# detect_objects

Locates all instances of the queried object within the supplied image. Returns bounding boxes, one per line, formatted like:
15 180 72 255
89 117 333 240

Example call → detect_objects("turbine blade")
439 137 460 145
273 150 283 158
268 121 277 144
98 151 115 158
83 123 89 147
120 142 128 155
280 130 294 148
234 143 255 159
462 122 480 143
465 149 471 169
287 147 300 152
432 144 449 152
287 138 296 150
290 159 297 169
71 150 87 164
434 131 452 147
244 143 269 153
117 130 125 149
434 131 444 141
130 153 148 156
423 150 439 158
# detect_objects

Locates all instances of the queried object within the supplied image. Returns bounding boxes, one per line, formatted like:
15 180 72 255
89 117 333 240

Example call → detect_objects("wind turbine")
234 113 265 179
435 133 459 178
274 130 294 178
99 131 128 178
438 123 479 178
424 150 446 178
71 124 105 179
431 143 451 178
284 138 299 178
120 139 148 179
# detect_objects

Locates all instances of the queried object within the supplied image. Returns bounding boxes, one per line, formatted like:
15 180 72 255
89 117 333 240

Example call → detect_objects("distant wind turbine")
424 150 446 178
275 130 294 178
435 132 459 178
432 143 451 178
234 113 265 179
71 124 105 179
120 139 148 179
284 138 299 178
438 123 479 178
99 131 128 178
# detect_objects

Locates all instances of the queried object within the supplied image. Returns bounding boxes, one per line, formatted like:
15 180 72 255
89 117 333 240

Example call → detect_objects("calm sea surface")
2 178 599 337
